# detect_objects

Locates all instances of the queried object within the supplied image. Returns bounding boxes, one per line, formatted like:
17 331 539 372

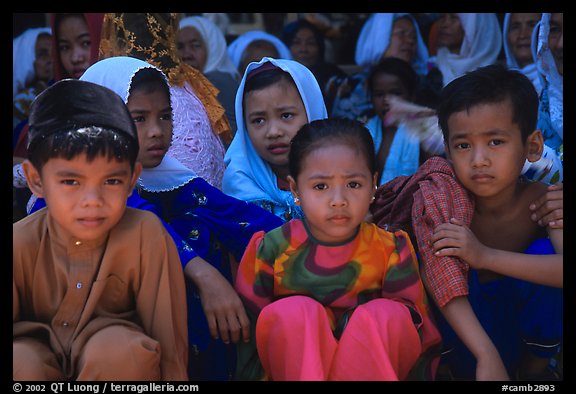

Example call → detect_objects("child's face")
25 154 140 242
383 17 417 63
289 143 376 244
445 101 538 200
370 72 410 121
57 14 92 79
244 79 307 175
176 26 208 71
128 87 173 169
507 13 541 68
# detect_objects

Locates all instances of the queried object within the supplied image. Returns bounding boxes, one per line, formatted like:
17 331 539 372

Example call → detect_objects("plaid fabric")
372 156 475 307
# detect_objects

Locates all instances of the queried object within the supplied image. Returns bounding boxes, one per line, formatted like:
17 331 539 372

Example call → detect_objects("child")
13 79 189 380
222 57 328 222
234 118 441 381
77 56 284 380
372 64 562 380
99 13 231 187
365 57 442 185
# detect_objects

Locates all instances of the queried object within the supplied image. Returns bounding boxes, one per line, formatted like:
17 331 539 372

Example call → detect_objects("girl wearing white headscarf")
178 15 240 132
227 30 292 73
222 57 327 222
431 13 503 87
502 13 542 95
326 13 433 121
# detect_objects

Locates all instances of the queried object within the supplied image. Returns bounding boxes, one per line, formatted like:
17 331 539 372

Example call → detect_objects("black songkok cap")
28 78 138 148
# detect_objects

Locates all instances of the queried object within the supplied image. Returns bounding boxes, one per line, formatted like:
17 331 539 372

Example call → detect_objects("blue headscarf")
222 57 328 221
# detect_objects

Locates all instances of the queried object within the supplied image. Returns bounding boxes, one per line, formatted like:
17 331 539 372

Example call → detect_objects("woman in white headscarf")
430 13 502 87
222 57 327 222
502 13 542 95
13 27 53 131
177 15 240 133
227 30 292 74
326 13 434 121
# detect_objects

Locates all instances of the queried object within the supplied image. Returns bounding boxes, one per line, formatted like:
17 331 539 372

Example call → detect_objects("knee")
13 338 63 380
78 325 161 380
354 298 417 328
258 296 325 328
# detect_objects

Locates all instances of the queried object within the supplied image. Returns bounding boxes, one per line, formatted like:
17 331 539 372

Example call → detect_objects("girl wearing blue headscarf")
222 57 328 222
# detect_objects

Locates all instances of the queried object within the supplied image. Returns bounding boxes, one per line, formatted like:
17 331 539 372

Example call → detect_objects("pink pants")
256 296 423 381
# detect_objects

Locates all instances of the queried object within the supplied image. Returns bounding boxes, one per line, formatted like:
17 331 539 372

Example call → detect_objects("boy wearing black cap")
13 79 189 381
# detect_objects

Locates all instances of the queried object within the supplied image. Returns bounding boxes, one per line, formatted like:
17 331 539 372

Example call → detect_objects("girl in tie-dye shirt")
235 118 441 381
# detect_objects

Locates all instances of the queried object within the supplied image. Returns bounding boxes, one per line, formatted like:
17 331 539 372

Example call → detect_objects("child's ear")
129 162 143 190
526 129 544 163
287 175 300 204
21 160 44 197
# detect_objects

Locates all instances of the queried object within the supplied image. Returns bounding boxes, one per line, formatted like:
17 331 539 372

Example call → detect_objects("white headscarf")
502 13 542 95
227 30 292 70
222 57 327 219
354 13 429 75
434 13 503 86
13 27 52 97
533 13 562 141
80 56 197 191
179 15 240 79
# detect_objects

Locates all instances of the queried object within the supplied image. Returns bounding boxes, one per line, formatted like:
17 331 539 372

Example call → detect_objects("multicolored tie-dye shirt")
235 219 441 380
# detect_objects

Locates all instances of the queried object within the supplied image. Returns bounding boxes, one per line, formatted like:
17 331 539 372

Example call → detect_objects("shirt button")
63 322 69 327
76 282 82 289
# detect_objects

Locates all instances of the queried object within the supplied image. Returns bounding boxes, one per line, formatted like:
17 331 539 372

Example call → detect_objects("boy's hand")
432 218 488 269
530 182 563 229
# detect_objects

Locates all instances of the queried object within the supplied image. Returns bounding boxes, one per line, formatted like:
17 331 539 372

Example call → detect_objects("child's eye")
61 179 78 186
250 117 264 125
455 142 470 150
347 181 361 189
489 139 504 146
313 183 327 191
132 115 145 123
105 179 123 185
281 112 294 120
161 113 173 121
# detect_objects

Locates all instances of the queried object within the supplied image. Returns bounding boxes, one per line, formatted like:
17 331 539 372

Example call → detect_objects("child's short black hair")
436 64 539 143
367 57 419 99
289 117 376 179
27 79 139 172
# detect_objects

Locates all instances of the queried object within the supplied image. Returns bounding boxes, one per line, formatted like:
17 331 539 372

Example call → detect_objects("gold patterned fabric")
99 13 231 144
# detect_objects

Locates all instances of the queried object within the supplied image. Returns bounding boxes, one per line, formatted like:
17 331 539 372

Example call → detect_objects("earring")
294 197 300 204
371 196 375 203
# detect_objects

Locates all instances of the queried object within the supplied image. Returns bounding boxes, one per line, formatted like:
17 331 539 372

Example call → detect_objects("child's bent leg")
13 337 64 380
75 325 161 381
256 295 337 381
329 298 422 381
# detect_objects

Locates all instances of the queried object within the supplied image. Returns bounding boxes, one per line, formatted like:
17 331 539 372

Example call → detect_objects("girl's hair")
27 126 139 173
289 118 376 179
129 67 172 107
437 64 539 143
367 57 418 99
243 64 296 97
